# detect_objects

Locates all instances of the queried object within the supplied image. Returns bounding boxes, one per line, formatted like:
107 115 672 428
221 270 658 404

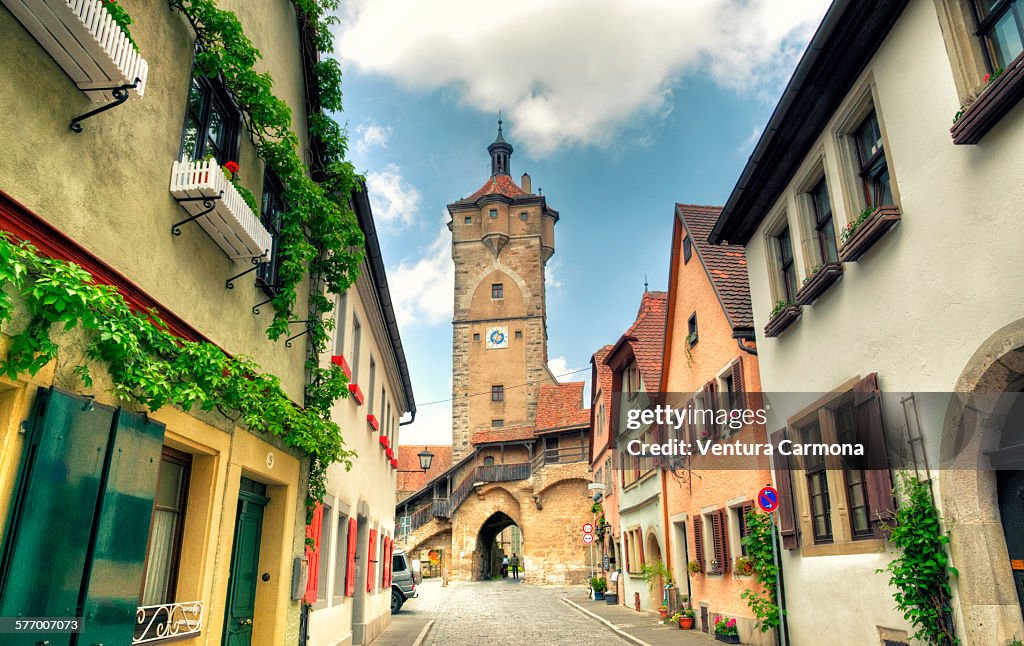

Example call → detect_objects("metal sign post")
769 510 787 646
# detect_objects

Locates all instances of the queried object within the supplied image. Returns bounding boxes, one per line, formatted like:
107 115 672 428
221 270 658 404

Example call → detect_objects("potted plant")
676 606 696 630
658 604 668 620
688 559 703 574
590 576 607 601
764 299 801 338
714 617 740 644
734 556 754 576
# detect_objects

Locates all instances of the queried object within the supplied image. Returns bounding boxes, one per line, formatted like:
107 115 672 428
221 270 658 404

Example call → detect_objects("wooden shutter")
693 518 705 570
345 518 357 596
731 358 745 411
624 533 630 572
703 381 717 438
638 530 646 567
718 509 731 573
304 503 324 603
771 428 799 549
366 529 378 593
853 372 896 530
710 512 723 571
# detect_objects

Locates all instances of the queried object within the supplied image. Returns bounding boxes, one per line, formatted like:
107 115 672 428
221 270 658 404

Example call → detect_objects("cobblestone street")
420 579 631 646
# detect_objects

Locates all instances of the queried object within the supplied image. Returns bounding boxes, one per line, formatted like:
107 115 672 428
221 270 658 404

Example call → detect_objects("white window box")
170 158 272 262
2 0 149 101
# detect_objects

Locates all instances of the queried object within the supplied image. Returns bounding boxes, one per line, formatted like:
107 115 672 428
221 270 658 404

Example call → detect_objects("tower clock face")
486 327 509 349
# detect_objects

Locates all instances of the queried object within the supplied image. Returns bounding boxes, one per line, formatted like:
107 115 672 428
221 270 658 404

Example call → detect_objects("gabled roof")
396 445 452 494
675 204 753 331
535 382 589 432
608 291 668 389
471 424 536 445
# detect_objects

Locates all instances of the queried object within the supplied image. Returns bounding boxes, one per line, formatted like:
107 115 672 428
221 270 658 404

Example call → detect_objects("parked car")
391 549 421 613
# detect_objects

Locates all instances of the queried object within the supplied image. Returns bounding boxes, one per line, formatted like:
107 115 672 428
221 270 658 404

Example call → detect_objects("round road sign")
758 486 780 513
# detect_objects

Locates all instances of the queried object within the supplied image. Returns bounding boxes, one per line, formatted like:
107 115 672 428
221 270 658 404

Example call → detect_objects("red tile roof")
675 204 753 330
465 175 530 202
471 424 536 445
396 445 452 494
619 291 668 390
591 344 614 415
535 381 589 433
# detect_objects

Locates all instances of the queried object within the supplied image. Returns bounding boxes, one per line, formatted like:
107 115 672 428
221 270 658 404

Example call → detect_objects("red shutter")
731 358 745 412
383 537 392 587
367 529 378 593
718 508 730 573
624 533 630 572
710 512 723 571
854 372 896 531
693 518 704 570
345 517 357 596
771 428 799 549
638 529 646 567
303 503 323 604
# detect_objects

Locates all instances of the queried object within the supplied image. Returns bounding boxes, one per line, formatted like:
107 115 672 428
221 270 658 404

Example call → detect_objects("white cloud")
545 258 563 292
365 163 421 228
738 125 763 154
338 0 829 155
388 213 454 327
353 121 393 154
548 356 583 382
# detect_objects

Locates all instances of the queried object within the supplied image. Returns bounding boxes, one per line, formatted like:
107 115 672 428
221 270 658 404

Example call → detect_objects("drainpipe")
733 330 757 356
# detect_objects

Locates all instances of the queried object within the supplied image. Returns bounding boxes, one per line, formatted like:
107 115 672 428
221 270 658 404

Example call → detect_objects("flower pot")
604 592 618 605
715 634 740 644
679 617 694 630
764 304 801 338
594 591 605 600
659 609 668 619
838 205 901 262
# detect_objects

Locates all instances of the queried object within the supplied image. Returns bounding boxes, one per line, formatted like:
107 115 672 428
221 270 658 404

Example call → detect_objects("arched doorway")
941 323 1024 642
473 511 522 581
645 531 664 610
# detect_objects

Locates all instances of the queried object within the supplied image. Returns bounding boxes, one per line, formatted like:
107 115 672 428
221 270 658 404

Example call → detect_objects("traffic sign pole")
768 491 787 646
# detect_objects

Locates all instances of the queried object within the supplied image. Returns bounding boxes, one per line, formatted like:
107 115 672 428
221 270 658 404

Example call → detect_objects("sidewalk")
562 591 714 646
371 580 444 646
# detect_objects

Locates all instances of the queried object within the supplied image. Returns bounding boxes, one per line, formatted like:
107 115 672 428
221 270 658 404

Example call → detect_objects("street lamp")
397 447 435 473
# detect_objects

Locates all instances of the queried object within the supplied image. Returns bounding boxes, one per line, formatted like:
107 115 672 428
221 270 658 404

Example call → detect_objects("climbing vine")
878 475 959 646
0 233 353 517
168 0 364 357
739 509 783 632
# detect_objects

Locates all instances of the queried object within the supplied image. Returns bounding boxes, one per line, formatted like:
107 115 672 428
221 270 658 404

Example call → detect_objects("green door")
223 478 268 646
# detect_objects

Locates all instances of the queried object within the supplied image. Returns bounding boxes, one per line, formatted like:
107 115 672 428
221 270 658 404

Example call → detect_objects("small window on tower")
520 211 528 221
492 419 504 428
489 209 498 219
491 283 504 299
492 385 504 401
464 216 472 225
473 333 481 341
515 330 523 339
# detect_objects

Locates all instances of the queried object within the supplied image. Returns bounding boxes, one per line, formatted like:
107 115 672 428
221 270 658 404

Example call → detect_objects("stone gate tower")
447 121 559 461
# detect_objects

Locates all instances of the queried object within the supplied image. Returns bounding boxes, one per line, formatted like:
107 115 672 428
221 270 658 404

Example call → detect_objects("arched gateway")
396 126 592 584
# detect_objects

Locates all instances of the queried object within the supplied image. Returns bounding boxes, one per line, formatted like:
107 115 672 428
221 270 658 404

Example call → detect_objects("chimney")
521 173 532 194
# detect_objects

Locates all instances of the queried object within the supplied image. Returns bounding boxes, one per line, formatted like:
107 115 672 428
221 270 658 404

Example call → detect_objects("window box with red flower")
2 0 150 103
714 617 740 643
837 205 901 263
366 414 379 431
952 52 1024 145
795 262 843 306
170 157 272 262
348 383 364 405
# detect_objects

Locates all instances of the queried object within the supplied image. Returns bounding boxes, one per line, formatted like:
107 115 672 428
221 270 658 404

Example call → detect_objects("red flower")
224 161 239 174
983 73 991 84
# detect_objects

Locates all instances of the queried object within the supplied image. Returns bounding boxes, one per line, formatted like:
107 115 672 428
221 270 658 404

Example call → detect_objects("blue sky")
332 0 829 444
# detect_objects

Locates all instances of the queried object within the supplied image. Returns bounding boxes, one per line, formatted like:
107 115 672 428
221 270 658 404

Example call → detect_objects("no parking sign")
758 486 780 513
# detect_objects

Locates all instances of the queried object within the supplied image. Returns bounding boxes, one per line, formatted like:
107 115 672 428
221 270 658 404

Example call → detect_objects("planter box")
605 592 618 605
2 0 149 101
390 458 398 469
796 262 843 305
330 354 352 379
348 383 364 405
378 435 389 449
838 205 901 262
952 51 1024 145
367 414 379 431
715 634 740 644
385 447 394 460
593 592 605 600
764 305 801 338
169 158 272 261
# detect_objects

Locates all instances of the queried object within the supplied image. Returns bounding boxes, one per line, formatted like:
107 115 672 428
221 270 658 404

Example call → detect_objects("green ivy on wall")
878 475 959 646
169 0 364 357
0 233 354 517
739 509 783 632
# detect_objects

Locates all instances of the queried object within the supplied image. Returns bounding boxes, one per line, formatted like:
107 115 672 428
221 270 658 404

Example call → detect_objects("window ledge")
837 205 901 263
951 51 1024 145
796 262 843 306
764 305 801 338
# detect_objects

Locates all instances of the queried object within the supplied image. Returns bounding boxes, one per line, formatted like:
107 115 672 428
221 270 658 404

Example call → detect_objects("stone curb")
412 619 435 646
560 597 653 646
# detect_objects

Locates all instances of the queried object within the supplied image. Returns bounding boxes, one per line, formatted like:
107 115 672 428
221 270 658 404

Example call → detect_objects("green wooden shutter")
77 408 166 646
0 389 114 646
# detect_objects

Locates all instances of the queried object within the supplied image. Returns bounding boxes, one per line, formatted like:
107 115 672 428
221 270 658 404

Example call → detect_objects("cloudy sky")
333 0 830 445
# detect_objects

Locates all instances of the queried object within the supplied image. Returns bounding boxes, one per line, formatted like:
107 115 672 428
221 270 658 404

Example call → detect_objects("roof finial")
498 110 503 134
644 274 649 292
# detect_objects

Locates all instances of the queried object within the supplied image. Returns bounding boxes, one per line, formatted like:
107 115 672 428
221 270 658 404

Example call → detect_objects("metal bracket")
69 79 140 133
226 255 265 289
171 193 223 236
285 322 314 348
252 297 274 315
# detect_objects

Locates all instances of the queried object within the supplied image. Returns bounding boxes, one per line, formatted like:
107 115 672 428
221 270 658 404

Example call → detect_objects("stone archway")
645 530 664 610
941 318 1024 644
473 511 521 581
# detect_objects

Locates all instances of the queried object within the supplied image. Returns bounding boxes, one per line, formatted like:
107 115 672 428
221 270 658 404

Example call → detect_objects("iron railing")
133 600 203 643
531 445 588 473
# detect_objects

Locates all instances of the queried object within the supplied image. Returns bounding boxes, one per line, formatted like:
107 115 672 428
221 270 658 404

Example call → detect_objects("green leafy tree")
740 510 783 631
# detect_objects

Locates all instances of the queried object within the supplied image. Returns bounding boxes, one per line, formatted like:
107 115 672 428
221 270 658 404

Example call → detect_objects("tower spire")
488 113 513 176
